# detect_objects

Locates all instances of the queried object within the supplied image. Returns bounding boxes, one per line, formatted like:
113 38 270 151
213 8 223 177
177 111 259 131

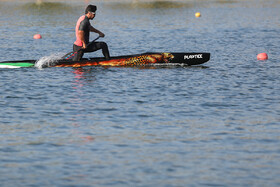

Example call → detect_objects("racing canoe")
0 52 210 68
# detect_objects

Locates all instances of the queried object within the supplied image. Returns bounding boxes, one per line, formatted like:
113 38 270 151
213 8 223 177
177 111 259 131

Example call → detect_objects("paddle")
62 36 100 60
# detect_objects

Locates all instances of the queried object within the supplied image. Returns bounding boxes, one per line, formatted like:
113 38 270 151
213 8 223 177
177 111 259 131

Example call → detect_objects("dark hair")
85 5 97 14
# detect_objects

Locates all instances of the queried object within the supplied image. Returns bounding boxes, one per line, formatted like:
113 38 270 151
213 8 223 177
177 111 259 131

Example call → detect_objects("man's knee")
100 42 108 49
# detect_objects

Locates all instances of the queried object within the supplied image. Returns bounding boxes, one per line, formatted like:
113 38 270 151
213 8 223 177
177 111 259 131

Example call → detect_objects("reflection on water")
71 67 97 89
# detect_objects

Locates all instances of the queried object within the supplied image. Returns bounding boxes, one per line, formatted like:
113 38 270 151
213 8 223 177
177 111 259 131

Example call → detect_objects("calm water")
0 0 280 186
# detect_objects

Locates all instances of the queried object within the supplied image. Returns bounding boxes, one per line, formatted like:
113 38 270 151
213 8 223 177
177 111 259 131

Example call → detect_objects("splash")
35 53 64 69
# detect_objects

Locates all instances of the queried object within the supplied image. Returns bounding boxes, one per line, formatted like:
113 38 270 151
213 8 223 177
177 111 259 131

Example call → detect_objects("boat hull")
0 52 210 68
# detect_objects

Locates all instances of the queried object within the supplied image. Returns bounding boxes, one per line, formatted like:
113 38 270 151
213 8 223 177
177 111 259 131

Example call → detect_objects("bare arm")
90 26 105 37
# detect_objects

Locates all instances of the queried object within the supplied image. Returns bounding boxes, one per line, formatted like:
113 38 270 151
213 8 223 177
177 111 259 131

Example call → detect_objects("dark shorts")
73 41 110 61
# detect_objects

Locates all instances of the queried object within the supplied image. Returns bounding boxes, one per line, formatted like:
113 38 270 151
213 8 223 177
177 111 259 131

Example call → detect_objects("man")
73 5 110 61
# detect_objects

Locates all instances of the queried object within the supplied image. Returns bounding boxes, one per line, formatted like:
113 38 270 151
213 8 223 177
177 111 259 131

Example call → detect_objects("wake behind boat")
0 52 210 69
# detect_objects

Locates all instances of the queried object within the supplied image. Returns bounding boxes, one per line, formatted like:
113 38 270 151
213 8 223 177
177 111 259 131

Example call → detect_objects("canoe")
0 52 210 68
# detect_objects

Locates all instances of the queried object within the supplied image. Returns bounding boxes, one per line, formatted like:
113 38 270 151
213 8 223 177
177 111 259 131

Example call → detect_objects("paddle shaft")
80 36 101 51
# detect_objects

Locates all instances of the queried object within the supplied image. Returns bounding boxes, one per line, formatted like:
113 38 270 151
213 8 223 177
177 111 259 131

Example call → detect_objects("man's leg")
86 42 110 60
73 44 84 61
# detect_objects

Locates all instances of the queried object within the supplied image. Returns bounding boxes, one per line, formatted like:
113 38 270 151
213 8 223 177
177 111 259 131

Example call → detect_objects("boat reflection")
71 67 97 89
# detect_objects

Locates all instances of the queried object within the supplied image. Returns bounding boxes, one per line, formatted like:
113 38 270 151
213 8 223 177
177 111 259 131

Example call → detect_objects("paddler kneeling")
73 5 110 61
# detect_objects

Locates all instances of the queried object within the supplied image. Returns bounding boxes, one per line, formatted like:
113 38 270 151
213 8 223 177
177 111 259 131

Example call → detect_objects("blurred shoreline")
0 0 222 1
0 0 196 1
0 0 278 4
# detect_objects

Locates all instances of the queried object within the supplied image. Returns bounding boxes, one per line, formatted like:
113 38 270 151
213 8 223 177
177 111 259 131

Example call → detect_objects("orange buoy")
257 53 268 60
33 34 42 39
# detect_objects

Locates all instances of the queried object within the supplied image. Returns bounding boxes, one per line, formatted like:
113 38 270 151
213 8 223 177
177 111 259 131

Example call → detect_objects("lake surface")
0 0 280 186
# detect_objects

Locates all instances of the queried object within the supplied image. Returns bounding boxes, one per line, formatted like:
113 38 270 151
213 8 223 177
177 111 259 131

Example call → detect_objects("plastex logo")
184 54 203 60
